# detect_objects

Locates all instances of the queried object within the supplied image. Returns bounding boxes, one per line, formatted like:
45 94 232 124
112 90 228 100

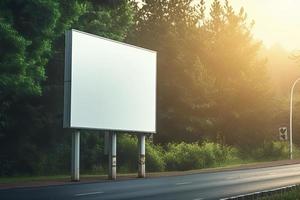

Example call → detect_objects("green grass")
0 174 111 184
0 160 286 185
0 175 70 184
1 141 298 186
259 187 300 200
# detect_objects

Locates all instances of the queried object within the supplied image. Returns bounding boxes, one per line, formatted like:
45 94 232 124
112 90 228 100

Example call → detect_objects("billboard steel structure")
64 29 157 180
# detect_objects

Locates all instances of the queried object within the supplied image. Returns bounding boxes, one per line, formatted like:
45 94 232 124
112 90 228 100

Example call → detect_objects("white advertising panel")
64 30 156 133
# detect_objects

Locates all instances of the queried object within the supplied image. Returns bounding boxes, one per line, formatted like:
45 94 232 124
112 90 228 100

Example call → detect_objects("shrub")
146 143 165 172
200 142 239 167
117 135 165 172
164 142 203 171
117 135 138 172
250 141 289 161
164 142 239 171
80 133 105 174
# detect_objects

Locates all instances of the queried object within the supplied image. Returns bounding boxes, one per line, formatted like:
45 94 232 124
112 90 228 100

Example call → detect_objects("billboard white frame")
63 29 157 133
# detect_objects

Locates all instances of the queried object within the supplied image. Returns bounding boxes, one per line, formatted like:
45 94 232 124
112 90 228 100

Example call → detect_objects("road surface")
1 164 300 200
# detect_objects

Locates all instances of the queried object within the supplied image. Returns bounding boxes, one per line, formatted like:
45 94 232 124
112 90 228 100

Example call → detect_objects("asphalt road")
1 164 300 200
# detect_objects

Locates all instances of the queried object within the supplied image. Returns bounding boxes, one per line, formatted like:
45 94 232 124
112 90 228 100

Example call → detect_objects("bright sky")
207 0 300 51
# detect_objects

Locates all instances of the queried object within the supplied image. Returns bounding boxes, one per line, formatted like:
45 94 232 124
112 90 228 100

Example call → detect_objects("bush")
146 142 165 172
7 131 298 176
117 135 165 172
164 142 239 171
164 142 203 171
250 141 289 161
36 143 71 175
80 133 105 174
117 135 138 172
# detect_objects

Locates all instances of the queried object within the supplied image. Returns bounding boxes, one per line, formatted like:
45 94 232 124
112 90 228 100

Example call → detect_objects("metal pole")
138 134 146 178
289 78 300 160
108 132 112 177
71 132 74 178
108 132 117 180
104 131 109 155
71 130 80 181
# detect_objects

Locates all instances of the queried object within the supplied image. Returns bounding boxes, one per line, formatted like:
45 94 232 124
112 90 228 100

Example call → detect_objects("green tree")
129 0 216 143
200 0 274 146
0 0 135 176
0 0 86 175
129 0 274 147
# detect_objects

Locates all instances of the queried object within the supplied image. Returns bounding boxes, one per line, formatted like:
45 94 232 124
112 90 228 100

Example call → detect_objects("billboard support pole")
138 134 146 178
71 130 80 181
104 131 109 155
108 132 117 180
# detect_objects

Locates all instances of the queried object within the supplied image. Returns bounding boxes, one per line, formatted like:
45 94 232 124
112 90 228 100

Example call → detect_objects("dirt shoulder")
1 159 300 190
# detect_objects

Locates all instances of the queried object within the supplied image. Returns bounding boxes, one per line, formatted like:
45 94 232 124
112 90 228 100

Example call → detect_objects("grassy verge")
0 160 298 185
0 175 70 184
1 140 299 185
259 186 300 200
0 174 114 184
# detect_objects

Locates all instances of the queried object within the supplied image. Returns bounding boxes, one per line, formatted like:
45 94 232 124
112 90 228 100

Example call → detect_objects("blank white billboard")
64 29 156 133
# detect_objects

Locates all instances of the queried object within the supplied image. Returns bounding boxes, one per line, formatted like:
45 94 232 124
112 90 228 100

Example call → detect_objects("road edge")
1 159 300 190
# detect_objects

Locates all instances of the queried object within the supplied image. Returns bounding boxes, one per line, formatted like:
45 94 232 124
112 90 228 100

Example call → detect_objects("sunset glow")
207 0 300 51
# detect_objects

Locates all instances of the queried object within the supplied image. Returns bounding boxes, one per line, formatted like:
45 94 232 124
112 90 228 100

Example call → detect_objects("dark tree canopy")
0 0 134 175
128 0 274 146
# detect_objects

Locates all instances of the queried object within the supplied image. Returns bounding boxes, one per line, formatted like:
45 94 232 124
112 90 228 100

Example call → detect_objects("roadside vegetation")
259 186 300 200
118 137 299 173
1 134 297 179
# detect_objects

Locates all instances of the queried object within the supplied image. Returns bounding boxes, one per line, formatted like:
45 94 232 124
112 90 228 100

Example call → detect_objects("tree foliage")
0 0 133 175
128 0 215 143
129 0 274 146
200 0 274 146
